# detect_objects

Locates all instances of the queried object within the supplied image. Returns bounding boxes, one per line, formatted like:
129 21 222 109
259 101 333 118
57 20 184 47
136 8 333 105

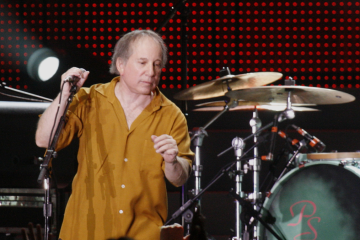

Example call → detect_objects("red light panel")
0 0 359 90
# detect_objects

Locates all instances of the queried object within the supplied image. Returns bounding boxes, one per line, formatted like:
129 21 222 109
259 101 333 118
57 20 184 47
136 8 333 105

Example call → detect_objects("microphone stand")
37 84 77 240
155 0 190 231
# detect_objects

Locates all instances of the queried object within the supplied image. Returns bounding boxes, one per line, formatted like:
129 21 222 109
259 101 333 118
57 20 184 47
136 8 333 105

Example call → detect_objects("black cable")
48 81 67 148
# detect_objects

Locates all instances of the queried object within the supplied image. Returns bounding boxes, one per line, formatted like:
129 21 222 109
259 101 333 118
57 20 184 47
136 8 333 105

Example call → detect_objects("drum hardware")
249 108 261 240
295 152 360 167
232 136 245 240
291 124 326 152
165 139 264 226
351 161 360 167
178 69 281 234
183 98 239 232
174 73 357 238
229 190 284 240
218 116 289 240
190 98 238 200
272 142 305 189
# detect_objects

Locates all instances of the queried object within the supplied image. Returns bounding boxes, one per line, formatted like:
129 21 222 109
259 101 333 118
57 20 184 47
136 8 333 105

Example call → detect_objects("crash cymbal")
195 100 316 107
174 72 283 100
193 105 319 112
225 86 355 105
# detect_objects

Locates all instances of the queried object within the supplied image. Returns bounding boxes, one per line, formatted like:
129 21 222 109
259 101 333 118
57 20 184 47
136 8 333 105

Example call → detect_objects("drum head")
259 162 360 240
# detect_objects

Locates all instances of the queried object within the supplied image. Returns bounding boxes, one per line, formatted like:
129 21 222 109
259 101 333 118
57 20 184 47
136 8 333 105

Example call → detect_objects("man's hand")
151 134 190 186
151 134 178 163
61 67 90 94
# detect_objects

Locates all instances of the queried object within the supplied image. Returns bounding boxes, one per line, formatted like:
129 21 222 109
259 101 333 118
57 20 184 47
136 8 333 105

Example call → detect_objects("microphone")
291 124 326 152
64 75 80 83
261 115 279 161
278 130 308 153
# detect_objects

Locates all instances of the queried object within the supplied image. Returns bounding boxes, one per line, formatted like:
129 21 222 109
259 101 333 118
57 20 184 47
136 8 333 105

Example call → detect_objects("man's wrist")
167 156 178 165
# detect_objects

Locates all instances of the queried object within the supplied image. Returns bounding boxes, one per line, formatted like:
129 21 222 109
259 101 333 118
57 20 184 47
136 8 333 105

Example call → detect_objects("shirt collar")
95 76 172 110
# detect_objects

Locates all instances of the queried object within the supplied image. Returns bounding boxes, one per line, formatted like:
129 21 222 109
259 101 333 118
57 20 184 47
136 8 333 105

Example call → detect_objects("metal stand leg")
232 137 245 240
249 108 262 240
43 177 52 240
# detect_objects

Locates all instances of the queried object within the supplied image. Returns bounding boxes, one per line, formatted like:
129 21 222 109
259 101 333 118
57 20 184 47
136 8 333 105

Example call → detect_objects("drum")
258 154 360 240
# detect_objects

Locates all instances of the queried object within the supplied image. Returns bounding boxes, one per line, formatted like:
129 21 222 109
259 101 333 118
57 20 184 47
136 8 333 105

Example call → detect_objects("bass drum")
258 161 360 240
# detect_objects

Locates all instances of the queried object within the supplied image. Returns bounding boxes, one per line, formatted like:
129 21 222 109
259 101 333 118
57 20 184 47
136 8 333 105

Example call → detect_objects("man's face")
117 36 163 95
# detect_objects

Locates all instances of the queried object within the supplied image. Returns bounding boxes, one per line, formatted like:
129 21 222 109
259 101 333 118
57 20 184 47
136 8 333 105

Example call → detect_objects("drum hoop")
263 161 360 207
306 152 360 160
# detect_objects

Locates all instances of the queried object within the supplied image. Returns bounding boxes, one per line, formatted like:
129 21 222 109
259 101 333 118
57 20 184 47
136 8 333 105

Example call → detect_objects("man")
35 29 194 240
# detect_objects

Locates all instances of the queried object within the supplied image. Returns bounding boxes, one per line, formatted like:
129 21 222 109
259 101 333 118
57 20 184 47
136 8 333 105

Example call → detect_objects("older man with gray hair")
35 29 194 240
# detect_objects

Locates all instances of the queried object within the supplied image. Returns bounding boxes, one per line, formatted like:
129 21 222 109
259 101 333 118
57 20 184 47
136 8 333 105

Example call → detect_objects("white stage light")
27 48 59 82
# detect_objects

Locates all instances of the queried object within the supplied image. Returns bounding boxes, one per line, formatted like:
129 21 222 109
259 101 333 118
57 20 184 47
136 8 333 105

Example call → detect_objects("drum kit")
168 69 358 240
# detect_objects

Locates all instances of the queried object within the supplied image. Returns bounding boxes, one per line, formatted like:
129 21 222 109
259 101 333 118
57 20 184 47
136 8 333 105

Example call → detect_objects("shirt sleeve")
55 88 88 151
161 107 194 176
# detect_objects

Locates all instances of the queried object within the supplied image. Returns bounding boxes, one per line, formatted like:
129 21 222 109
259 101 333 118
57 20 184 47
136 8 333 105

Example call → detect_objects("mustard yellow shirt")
56 77 194 240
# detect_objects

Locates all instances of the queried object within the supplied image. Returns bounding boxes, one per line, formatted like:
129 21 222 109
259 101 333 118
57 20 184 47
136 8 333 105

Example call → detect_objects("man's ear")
116 58 125 75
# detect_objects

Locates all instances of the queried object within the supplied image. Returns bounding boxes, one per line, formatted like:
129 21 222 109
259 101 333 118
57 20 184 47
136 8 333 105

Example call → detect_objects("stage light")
27 48 59 82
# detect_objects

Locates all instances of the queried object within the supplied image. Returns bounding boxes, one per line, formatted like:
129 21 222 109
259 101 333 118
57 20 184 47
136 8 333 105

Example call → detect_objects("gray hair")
109 29 168 75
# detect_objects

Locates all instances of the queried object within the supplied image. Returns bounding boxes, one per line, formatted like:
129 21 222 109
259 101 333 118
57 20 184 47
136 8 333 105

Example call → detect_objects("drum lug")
243 163 249 174
295 153 310 166
248 159 261 171
339 160 347 167
245 192 263 202
351 160 359 168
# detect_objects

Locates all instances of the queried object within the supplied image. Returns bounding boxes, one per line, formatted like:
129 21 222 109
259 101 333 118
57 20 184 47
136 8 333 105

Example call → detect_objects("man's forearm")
35 92 68 148
164 156 190 187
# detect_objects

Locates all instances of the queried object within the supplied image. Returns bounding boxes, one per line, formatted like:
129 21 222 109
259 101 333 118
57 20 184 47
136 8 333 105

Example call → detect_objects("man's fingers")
152 134 169 143
151 135 157 142
21 228 29 240
36 224 42 240
155 143 177 154
28 222 35 240
154 139 176 150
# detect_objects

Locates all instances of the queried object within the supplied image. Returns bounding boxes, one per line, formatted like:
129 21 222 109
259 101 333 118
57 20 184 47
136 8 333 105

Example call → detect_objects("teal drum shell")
258 161 360 240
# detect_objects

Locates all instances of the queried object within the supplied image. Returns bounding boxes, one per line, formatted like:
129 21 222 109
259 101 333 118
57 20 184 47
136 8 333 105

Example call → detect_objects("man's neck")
115 81 153 109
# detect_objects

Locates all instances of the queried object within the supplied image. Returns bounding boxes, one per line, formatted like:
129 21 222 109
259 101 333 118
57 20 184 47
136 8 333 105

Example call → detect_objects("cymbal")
195 100 316 107
174 72 283 100
193 105 319 112
225 86 355 105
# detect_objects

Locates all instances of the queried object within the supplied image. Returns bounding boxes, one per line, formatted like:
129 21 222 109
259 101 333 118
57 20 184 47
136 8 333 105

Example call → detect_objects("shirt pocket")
141 139 164 174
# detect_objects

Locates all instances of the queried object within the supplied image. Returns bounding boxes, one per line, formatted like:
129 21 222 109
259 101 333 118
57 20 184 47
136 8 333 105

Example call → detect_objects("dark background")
1 0 360 239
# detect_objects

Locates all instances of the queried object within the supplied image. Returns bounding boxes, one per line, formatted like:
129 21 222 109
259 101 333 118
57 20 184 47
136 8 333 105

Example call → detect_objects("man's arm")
151 134 190 186
35 67 89 148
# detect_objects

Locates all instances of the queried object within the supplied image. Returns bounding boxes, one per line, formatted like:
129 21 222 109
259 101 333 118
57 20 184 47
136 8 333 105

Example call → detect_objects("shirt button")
124 158 128 162
121 184 125 188
119 210 123 214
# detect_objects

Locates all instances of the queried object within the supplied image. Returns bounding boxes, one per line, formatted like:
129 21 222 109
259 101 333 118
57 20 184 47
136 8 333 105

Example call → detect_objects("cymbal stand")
186 99 238 231
249 108 262 240
217 122 283 240
231 137 245 240
191 100 238 190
